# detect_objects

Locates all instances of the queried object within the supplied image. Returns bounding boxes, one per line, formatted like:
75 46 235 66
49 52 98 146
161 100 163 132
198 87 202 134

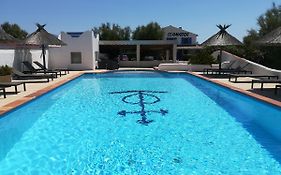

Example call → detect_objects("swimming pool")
0 71 281 174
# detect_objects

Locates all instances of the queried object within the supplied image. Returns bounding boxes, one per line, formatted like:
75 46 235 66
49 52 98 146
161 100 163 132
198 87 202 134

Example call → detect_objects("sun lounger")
251 78 281 90
203 60 236 74
33 61 69 75
0 82 26 94
22 61 58 78
207 69 252 75
204 62 252 75
275 85 281 94
0 87 6 98
229 74 278 83
12 69 54 82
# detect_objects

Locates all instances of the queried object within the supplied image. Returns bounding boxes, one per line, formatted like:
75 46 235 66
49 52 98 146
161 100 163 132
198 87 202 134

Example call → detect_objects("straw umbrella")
201 25 242 70
255 26 281 45
0 26 20 47
24 23 66 72
0 26 16 42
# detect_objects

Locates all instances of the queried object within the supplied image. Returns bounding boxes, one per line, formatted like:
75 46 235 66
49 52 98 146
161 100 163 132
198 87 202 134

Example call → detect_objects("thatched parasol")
24 23 66 72
201 25 242 69
255 26 281 45
0 26 19 46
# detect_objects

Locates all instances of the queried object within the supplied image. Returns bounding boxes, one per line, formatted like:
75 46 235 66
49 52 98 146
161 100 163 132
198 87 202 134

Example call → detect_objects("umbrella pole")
42 44 46 74
218 48 223 75
219 48 222 70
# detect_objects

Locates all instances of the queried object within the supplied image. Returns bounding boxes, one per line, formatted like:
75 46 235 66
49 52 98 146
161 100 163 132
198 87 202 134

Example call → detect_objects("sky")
1 0 281 43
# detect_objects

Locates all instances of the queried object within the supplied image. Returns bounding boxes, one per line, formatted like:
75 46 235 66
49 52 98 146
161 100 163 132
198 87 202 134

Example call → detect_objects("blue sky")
1 0 281 43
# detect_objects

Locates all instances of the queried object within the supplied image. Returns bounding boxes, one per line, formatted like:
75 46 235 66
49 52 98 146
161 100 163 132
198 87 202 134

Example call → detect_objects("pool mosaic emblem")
109 90 168 125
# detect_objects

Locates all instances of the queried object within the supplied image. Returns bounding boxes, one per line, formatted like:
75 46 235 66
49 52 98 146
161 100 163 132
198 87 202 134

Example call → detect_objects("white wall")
49 31 99 70
0 48 47 71
92 33 99 69
212 50 281 77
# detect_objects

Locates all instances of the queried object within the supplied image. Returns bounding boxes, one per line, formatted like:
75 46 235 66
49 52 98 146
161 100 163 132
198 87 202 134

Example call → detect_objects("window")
71 52 82 64
181 38 192 45
166 37 177 40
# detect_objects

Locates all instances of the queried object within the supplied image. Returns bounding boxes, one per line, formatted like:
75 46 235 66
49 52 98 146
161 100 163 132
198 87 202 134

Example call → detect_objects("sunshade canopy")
0 26 17 43
23 23 66 71
255 26 281 46
24 23 66 46
201 25 242 46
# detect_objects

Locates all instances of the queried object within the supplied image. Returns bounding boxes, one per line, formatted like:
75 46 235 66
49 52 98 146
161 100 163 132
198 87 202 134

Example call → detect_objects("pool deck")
0 69 280 115
189 72 281 107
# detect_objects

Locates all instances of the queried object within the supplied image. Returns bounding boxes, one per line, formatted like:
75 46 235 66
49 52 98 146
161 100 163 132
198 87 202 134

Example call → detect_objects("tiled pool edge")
188 72 281 108
0 73 84 115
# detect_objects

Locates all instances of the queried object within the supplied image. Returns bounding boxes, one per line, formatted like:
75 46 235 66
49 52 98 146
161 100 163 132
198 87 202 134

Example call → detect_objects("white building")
0 30 99 71
49 31 99 70
98 25 199 67
99 40 177 68
163 25 198 45
0 25 199 70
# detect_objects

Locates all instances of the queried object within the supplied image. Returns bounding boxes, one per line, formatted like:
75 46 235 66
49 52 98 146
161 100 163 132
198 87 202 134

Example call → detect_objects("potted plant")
0 65 12 82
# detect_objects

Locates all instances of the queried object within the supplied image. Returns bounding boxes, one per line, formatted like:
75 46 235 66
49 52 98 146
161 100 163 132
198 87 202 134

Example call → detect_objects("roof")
163 25 198 36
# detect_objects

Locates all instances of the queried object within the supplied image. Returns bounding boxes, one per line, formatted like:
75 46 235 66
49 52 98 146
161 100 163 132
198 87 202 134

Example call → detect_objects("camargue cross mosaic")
110 90 168 125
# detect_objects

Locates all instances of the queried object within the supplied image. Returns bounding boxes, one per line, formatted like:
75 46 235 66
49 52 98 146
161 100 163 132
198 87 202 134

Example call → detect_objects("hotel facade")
0 25 199 71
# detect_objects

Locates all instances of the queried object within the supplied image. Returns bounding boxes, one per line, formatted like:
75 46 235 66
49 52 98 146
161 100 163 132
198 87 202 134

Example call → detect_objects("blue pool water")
0 71 281 174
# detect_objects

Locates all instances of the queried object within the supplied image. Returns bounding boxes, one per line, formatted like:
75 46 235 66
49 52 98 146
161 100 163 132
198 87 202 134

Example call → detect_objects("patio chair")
22 61 58 78
12 69 54 82
33 61 69 75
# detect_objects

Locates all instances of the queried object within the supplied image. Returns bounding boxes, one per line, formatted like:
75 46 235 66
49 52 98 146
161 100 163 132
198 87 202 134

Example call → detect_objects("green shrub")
189 49 217 65
0 65 12 76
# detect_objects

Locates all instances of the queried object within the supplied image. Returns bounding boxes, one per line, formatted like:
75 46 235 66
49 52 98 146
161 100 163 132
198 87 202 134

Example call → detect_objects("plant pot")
0 75 11 82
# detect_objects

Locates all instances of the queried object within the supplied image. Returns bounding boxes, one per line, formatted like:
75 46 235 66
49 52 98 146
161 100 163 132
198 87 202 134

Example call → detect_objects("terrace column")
173 44 177 62
166 50 170 61
136 44 140 62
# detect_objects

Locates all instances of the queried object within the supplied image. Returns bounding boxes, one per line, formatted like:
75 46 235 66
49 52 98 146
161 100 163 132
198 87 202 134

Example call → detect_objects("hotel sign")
167 32 190 37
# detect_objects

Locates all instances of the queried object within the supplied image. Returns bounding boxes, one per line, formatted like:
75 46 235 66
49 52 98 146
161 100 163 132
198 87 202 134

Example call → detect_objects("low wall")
158 63 188 71
212 50 281 77
119 60 173 68
158 63 211 71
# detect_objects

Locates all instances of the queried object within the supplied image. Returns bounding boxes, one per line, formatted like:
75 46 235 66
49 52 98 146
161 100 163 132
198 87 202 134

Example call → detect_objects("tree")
93 23 131 40
1 22 28 39
245 3 281 41
243 3 281 68
132 22 163 40
257 3 281 36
